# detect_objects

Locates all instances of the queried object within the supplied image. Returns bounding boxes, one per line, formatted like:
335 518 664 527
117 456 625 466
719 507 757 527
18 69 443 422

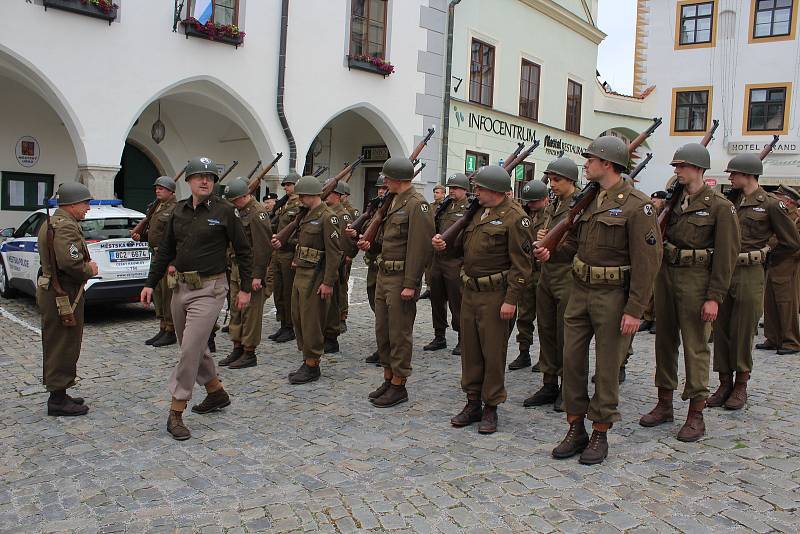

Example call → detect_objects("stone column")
77 165 121 200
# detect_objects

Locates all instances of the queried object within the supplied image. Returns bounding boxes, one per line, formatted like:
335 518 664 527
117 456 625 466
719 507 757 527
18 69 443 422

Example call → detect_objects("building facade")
0 0 447 228
634 0 800 192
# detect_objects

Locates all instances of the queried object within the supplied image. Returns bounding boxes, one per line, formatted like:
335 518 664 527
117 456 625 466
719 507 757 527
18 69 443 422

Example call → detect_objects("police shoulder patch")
520 217 531 228
68 243 80 259
421 203 430 212
330 215 339 225
643 204 654 217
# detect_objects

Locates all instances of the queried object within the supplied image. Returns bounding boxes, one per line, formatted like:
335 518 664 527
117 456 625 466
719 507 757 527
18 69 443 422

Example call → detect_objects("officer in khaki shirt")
269 172 301 344
435 166 532 433
425 174 470 355
709 155 800 410
534 136 661 465
218 178 273 369
271 176 343 384
640 143 739 443
357 158 434 408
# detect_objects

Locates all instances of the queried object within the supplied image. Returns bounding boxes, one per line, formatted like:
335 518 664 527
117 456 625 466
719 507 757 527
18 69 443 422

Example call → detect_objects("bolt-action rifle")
629 153 653 182
130 163 188 240
246 153 283 196
313 166 329 178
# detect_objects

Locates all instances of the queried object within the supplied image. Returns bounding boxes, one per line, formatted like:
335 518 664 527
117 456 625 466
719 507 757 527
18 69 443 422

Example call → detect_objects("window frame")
465 150 490 174
349 0 389 59
743 82 792 135
1 171 54 212
670 86 714 136
469 39 495 108
565 80 582 135
749 0 799 43
675 0 718 50
519 59 541 121
187 0 240 26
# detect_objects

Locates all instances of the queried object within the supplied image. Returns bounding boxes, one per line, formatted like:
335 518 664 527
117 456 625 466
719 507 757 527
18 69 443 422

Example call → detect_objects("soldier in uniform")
263 192 278 212
420 185 447 300
217 178 274 369
534 136 661 464
141 157 253 441
435 166 532 433
137 176 179 347
507 179 549 371
522 158 579 411
759 185 800 355
269 172 301 344
424 173 470 354
357 157 434 407
39 182 98 416
639 143 739 442
271 176 343 384
709 156 800 410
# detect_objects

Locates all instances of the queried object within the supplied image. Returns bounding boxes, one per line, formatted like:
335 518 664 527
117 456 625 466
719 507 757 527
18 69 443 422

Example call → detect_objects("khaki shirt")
563 179 662 318
463 196 532 306
236 197 273 281
147 196 177 250
379 186 435 289
663 184 740 303
435 197 469 259
273 195 301 251
736 187 800 264
294 202 343 287
330 201 359 259
37 209 94 286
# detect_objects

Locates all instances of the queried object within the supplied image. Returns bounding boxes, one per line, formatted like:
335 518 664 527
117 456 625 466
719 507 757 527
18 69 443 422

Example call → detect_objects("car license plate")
109 249 150 262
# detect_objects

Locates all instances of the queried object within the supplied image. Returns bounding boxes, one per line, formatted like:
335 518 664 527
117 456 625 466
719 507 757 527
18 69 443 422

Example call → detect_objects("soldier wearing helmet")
141 156 254 441
268 172 302 344
534 136 661 465
709 155 800 412
38 182 98 417
424 174 471 355
217 177 274 370
639 143 739 444
141 175 179 348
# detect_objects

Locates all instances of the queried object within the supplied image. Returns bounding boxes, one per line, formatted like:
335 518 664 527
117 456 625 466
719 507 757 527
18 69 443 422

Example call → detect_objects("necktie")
480 208 491 221
596 191 607 210
681 192 691 211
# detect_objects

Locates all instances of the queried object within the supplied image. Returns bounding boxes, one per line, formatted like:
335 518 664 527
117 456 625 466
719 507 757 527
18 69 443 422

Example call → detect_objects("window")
744 83 791 134
513 163 536 199
12 213 46 239
465 151 489 174
751 0 797 41
671 88 712 134
470 40 495 107
565 80 582 134
519 60 541 120
188 0 239 26
676 1 717 48
1 172 53 212
350 0 388 58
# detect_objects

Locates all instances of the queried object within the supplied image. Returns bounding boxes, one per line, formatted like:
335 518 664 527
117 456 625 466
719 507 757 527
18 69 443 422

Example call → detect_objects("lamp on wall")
151 100 166 144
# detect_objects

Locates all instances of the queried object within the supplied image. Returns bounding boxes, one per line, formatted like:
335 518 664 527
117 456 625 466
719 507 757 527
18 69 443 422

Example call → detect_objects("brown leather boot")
707 372 734 408
368 380 391 400
523 375 559 407
478 405 498 434
451 397 483 427
724 371 749 410
677 398 706 442
639 388 674 427
371 384 408 408
191 389 231 414
552 417 589 459
167 410 191 440
579 429 609 465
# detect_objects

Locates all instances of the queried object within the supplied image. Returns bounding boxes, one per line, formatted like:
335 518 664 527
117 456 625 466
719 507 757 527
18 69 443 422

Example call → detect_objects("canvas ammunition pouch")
664 242 713 267
295 246 324 267
363 255 377 267
166 271 177 289
376 257 405 274
461 270 509 292
737 246 770 266
176 271 224 290
572 258 630 286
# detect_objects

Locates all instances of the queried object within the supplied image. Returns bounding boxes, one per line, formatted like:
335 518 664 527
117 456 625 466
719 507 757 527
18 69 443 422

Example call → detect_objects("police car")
0 200 150 303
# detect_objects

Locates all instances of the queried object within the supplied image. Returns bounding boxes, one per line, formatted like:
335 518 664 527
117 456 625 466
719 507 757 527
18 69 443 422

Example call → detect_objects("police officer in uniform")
141 157 253 441
425 173 470 354
269 172 301 343
360 175 388 365
709 155 800 410
39 182 99 416
522 158 579 410
639 143 739 442
271 176 343 384
357 157 434 407
218 177 274 369
138 176 178 347
435 166 532 433
535 136 661 464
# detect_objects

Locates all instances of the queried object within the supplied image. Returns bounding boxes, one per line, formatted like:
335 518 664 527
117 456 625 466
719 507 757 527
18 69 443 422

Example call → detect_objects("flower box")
181 18 245 48
43 0 118 24
347 55 395 77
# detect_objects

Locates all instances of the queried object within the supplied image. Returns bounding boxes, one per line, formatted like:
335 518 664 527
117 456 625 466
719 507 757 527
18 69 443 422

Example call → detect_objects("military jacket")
235 197 273 281
342 199 360 220
435 197 469 259
147 196 177 250
539 192 576 265
273 195 301 252
663 184 740 303
37 209 94 286
294 202 343 287
379 187 435 289
735 187 800 264
330 201 359 259
563 179 662 318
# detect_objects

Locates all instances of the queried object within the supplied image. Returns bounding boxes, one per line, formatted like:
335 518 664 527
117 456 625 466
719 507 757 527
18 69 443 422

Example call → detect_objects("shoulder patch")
645 229 657 246
258 212 267 221
780 201 788 212
330 215 339 225
730 205 736 214
520 217 531 228
234 208 240 218
331 231 339 240
421 203 430 213
643 204 654 217
354 210 360 217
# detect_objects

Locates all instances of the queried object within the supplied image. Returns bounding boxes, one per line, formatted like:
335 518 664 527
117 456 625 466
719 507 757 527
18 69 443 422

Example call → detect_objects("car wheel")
0 262 16 299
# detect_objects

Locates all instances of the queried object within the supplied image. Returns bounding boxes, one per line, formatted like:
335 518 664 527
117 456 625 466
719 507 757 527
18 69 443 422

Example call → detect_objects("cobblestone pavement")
1 265 799 533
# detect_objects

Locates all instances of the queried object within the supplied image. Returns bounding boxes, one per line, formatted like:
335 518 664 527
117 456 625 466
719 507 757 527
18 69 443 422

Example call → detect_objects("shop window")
671 87 712 134
676 1 717 49
744 83 791 134
465 151 489 174
519 60 541 121
470 39 495 107
350 0 388 58
751 0 797 42
1 172 54 212
565 80 582 135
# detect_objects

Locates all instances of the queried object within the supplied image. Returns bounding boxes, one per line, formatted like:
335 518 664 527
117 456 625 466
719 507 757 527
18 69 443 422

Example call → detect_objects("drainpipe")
277 0 297 171
439 0 462 184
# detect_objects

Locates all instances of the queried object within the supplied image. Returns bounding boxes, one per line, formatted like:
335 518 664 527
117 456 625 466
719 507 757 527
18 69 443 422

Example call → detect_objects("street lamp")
151 100 166 145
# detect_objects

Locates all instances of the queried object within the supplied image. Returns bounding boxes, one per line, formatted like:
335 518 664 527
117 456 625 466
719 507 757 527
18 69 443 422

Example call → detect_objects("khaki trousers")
169 277 227 401
366 261 378 312
429 255 463 336
763 259 800 351
515 271 539 349
562 280 630 423
228 279 266 349
460 287 510 406
39 282 85 391
654 265 712 400
714 265 764 373
375 270 417 378
153 275 174 330
536 262 573 377
273 251 295 327
340 261 352 322
324 277 342 339
291 267 331 362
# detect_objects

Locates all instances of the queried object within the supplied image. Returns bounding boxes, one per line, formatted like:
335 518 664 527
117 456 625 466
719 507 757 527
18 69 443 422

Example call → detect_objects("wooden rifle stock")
760 135 780 160
505 137 540 173
217 160 240 183
351 195 383 233
629 117 663 154
246 153 283 196
410 127 436 164
441 195 480 249
322 155 365 199
131 164 188 239
537 182 600 253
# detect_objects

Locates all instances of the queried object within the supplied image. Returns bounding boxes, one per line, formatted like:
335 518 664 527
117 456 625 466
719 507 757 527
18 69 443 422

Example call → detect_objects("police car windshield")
79 218 140 241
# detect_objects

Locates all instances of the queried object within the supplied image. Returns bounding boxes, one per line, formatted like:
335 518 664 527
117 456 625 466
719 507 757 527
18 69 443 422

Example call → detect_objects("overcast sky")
597 0 637 95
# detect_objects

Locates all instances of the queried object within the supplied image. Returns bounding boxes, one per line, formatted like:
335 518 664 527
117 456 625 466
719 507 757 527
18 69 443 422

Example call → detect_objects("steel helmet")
281 172 301 186
382 157 415 181
294 175 323 196
473 165 512 193
446 173 470 190
725 154 763 176
224 177 250 200
670 143 711 170
333 181 351 196
55 182 93 206
544 157 579 182
376 174 386 187
582 136 630 169
185 157 220 182
153 176 176 192
521 180 548 201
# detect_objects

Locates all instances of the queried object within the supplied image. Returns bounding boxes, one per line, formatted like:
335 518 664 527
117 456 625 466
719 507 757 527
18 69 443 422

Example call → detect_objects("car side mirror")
0 228 15 238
